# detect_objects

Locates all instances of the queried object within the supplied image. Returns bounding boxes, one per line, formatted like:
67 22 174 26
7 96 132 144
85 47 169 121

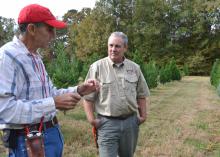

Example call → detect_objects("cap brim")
45 20 67 29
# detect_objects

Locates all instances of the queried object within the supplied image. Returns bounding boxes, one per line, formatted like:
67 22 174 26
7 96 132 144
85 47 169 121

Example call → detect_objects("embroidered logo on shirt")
126 69 134 75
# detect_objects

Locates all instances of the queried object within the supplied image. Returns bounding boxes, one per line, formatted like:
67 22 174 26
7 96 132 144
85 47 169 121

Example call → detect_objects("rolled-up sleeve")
83 64 98 102
137 69 150 98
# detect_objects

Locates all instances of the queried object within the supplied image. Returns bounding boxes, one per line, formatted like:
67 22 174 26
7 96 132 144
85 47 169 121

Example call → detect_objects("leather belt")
98 113 135 120
16 116 58 135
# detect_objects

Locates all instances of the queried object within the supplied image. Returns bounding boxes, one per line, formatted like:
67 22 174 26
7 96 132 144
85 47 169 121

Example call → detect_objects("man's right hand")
54 93 81 111
90 118 102 129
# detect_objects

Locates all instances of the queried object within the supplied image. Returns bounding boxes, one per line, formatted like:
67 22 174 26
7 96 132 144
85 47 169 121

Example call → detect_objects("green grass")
0 76 220 157
184 138 207 150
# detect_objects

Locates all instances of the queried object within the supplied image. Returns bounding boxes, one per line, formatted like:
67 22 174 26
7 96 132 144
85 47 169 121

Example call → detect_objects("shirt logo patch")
126 69 134 75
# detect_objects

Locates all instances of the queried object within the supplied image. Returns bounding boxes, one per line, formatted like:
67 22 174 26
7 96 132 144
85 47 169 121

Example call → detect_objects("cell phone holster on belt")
25 130 45 157
25 116 45 157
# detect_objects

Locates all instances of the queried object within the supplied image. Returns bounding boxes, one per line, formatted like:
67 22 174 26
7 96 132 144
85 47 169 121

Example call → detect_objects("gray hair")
109 32 128 46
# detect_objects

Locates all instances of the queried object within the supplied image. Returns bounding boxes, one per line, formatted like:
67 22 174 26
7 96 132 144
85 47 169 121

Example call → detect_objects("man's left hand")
77 79 100 96
138 116 146 125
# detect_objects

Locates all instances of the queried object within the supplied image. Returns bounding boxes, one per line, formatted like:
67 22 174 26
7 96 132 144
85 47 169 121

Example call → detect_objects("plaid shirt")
0 36 77 129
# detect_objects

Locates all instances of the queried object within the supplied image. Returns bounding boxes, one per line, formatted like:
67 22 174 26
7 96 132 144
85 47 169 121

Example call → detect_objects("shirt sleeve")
137 68 150 98
48 77 78 96
83 64 98 101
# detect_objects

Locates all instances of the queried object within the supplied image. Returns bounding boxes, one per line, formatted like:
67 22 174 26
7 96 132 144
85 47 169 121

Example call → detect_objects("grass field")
0 76 220 157
135 76 220 157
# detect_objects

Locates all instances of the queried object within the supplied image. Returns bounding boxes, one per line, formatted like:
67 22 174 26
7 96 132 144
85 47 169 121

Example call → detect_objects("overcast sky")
0 0 97 22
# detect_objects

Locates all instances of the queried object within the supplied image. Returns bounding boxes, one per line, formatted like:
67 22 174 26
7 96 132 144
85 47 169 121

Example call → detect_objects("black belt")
98 113 135 120
16 116 58 135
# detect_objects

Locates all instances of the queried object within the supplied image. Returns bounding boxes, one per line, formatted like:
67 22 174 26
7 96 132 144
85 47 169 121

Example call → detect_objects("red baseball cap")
18 4 67 29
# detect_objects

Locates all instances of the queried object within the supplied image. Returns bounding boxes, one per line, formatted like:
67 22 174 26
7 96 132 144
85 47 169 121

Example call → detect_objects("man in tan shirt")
83 32 150 157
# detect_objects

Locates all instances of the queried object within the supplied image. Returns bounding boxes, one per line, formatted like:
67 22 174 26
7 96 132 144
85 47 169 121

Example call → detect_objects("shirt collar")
13 36 42 58
107 56 126 67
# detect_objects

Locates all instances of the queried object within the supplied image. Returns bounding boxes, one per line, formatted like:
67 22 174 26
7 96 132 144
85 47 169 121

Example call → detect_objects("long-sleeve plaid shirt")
0 36 77 129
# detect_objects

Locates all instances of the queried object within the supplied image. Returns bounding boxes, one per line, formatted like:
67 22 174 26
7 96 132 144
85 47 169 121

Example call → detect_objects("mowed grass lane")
135 76 220 157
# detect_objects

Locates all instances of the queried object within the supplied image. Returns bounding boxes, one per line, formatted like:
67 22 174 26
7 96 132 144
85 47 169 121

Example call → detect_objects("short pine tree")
142 61 158 89
169 58 181 81
159 64 171 84
46 42 81 88
183 64 189 76
217 83 220 96
210 59 220 88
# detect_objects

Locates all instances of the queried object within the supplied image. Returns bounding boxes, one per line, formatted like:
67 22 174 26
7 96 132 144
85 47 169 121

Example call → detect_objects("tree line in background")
0 0 219 88
45 42 185 89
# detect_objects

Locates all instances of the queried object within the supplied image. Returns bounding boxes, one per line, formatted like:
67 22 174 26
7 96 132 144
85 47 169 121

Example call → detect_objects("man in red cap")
0 4 99 157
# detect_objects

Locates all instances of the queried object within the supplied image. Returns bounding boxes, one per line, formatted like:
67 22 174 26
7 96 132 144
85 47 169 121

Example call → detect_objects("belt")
98 113 135 120
16 116 58 135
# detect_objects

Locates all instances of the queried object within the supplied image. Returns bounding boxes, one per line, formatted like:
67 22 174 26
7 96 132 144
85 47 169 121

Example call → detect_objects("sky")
0 0 97 22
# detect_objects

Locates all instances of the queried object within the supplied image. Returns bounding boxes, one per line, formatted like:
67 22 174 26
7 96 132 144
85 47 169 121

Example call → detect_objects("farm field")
0 76 220 157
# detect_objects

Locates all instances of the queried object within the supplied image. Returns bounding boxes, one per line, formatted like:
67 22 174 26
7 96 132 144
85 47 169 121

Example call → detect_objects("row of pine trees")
45 42 189 89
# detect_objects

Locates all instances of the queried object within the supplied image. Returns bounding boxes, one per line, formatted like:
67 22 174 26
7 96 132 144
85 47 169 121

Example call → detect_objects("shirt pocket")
100 77 116 103
124 75 138 96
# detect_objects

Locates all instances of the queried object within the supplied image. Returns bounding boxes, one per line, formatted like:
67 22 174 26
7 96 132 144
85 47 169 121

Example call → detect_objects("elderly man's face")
31 23 56 49
108 36 127 63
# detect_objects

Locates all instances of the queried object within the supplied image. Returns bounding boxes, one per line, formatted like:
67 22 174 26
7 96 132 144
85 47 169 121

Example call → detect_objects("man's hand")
77 79 100 96
90 118 102 128
138 116 146 125
54 93 81 111
137 97 148 125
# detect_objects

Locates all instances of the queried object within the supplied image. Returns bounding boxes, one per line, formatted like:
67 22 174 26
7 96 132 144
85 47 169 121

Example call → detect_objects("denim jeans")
97 114 139 157
8 124 64 157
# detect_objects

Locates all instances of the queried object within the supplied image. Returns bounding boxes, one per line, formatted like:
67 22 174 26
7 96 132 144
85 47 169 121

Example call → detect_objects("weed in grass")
184 138 207 150
195 121 209 130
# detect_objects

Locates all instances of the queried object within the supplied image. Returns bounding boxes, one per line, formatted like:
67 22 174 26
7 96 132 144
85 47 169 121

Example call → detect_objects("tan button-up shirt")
84 57 150 117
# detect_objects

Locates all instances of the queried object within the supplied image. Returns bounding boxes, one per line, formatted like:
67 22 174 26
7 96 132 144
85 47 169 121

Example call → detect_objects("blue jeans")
8 124 64 157
97 114 139 157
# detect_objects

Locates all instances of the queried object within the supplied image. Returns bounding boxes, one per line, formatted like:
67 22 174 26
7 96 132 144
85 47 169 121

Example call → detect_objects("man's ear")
26 23 36 36
124 44 128 51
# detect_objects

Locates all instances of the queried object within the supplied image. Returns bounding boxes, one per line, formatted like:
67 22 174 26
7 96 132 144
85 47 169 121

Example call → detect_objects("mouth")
111 53 118 56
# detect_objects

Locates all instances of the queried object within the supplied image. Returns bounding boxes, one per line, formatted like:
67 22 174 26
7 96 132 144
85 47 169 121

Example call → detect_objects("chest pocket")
99 75 116 102
124 74 138 95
